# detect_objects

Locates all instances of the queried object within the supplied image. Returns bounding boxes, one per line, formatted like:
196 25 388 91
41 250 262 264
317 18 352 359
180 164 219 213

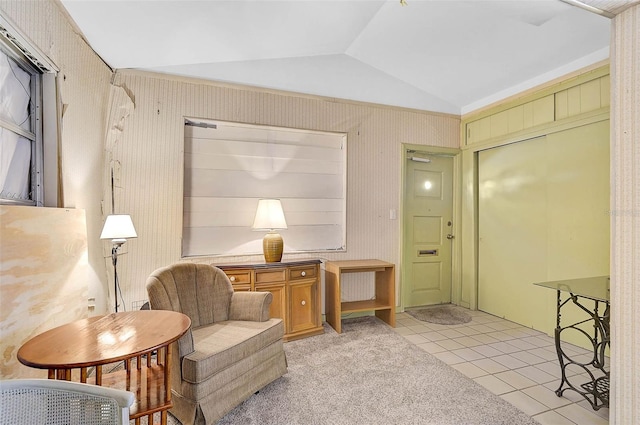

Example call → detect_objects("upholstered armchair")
146 263 287 425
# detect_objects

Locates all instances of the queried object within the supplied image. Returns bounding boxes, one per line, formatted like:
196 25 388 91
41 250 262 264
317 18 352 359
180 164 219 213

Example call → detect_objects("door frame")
400 143 462 312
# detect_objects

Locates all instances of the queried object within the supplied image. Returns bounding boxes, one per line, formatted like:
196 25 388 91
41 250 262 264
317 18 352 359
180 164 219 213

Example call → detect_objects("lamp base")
263 232 284 262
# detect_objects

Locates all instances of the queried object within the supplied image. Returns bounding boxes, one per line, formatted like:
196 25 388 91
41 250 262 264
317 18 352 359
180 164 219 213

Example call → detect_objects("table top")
216 258 321 270
17 310 191 369
534 276 610 302
325 259 395 271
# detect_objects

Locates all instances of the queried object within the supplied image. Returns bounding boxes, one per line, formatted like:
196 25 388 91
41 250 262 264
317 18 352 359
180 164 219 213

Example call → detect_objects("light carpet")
406 304 473 325
169 316 537 425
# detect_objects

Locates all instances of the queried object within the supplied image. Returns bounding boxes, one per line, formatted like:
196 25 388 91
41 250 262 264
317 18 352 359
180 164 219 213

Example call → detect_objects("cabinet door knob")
230 276 236 282
301 300 306 306
301 271 306 277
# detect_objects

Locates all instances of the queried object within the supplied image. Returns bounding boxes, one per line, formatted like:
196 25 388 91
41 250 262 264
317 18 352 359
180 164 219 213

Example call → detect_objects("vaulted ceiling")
59 0 624 115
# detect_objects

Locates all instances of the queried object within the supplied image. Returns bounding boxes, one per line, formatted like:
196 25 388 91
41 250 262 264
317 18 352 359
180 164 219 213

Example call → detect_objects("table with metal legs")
534 276 610 410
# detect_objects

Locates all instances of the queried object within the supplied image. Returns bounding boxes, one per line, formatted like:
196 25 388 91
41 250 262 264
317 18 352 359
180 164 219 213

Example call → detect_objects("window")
183 119 347 257
0 17 58 206
0 47 39 204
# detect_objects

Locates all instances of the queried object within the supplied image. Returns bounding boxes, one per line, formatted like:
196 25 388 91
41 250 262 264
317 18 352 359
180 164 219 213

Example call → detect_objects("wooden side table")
324 259 396 333
17 310 191 425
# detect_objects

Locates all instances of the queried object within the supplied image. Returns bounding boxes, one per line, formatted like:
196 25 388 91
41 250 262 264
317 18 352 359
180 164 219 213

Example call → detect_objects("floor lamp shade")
252 199 287 262
100 215 138 241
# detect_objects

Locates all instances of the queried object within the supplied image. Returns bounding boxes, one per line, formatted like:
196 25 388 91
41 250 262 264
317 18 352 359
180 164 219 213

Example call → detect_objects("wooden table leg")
164 345 172 404
325 269 341 333
95 365 102 385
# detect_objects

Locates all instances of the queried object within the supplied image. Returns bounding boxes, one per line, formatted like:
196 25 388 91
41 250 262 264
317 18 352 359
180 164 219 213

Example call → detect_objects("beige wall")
0 0 113 314
106 70 461 310
610 4 640 424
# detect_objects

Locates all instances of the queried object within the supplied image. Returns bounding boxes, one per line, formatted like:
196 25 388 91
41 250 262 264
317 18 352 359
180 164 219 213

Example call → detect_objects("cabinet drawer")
232 283 251 292
289 266 317 281
255 269 286 284
224 270 251 285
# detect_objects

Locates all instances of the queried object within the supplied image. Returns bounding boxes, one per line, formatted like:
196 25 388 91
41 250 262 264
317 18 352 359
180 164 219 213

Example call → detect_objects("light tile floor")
394 309 609 425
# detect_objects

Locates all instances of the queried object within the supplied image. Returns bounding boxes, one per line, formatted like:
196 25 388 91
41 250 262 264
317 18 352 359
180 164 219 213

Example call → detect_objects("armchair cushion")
182 318 284 384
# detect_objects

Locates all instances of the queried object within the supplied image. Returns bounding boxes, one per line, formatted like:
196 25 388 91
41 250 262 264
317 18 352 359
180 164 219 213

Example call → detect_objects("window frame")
1 16 58 207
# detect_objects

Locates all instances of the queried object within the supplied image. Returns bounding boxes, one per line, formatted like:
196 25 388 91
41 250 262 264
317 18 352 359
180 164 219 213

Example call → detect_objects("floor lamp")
100 214 137 312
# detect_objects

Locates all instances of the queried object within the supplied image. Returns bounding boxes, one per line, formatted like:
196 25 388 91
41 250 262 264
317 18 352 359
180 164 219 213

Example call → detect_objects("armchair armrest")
229 291 273 322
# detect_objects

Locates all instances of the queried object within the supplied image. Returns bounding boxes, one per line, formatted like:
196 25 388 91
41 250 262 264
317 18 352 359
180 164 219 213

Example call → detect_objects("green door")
403 152 454 308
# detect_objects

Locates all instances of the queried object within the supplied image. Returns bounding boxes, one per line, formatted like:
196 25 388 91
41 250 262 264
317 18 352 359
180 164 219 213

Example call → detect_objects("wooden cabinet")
217 260 323 342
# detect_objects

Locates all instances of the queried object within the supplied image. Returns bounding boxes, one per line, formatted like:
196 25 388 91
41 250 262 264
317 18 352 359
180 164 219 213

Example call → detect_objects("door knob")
447 234 455 240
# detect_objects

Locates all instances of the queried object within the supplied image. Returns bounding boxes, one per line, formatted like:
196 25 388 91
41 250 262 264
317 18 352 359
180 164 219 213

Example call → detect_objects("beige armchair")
146 263 287 425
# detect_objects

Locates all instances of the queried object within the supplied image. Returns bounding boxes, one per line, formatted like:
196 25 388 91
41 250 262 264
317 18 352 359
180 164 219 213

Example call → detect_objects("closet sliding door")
478 120 609 333
478 136 548 328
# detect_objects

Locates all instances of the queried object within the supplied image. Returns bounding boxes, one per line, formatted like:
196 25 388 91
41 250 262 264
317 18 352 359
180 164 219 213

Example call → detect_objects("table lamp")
252 199 287 262
100 214 137 312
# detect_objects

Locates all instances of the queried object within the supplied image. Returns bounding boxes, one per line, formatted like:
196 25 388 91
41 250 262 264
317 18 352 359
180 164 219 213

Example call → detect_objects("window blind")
183 119 346 257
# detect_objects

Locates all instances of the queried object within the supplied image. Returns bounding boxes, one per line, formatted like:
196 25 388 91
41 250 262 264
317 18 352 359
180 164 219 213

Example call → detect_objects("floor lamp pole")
111 241 125 313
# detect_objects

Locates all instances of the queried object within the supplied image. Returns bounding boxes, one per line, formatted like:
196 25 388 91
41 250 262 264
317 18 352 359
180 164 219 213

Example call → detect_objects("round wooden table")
18 310 191 425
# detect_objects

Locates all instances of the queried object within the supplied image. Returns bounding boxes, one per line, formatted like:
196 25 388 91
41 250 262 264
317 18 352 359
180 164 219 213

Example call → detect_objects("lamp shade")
252 199 287 230
100 214 137 240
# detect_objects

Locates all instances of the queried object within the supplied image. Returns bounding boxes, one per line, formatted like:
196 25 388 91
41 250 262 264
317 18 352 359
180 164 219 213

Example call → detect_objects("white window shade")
183 119 347 257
